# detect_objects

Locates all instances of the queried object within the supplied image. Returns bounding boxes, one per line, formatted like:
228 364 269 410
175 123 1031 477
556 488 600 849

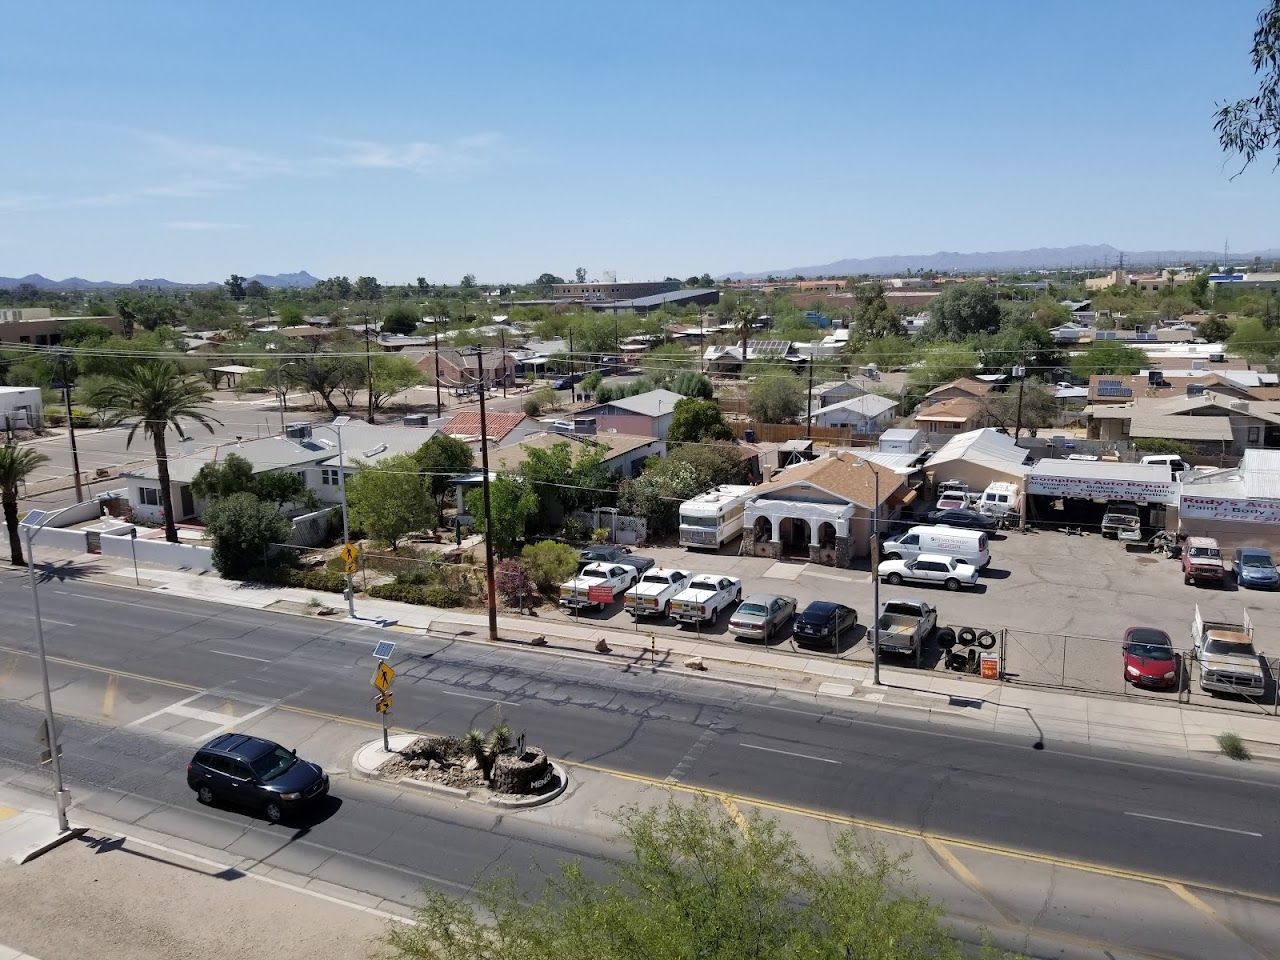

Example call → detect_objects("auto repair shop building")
1177 449 1280 553
1025 458 1179 534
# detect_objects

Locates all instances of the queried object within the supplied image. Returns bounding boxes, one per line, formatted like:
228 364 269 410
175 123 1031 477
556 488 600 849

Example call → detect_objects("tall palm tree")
0 443 50 565
92 361 221 543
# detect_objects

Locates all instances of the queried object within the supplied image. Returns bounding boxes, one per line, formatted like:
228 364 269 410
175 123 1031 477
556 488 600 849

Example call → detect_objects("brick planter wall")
492 747 551 795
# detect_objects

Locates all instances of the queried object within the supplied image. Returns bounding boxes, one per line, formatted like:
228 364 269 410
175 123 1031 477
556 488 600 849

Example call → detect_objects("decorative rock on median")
352 734 567 808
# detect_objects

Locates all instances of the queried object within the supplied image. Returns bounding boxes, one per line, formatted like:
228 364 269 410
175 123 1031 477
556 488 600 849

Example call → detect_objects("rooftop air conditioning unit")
1229 399 1250 412
1187 384 1207 397
284 422 313 441
403 414 430 427
1210 352 1226 362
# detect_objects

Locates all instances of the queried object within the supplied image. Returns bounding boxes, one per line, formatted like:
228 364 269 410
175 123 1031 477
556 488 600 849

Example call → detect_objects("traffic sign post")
340 543 360 575
371 650 395 751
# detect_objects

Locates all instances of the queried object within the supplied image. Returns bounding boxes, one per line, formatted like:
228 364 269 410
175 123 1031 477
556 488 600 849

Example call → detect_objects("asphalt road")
1 571 1278 905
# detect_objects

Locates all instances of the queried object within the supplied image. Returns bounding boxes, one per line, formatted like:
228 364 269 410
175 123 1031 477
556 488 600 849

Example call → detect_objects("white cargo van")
879 525 991 569
977 481 1018 517
1140 454 1189 478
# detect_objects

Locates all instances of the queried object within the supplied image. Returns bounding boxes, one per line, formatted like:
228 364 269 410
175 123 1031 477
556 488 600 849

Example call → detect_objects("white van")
880 525 991 569
977 481 1018 517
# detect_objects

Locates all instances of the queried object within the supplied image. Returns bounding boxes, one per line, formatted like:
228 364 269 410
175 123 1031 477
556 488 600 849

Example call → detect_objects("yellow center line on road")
1167 882 1274 960
102 674 117 717
924 837 1020 927
6 642 1280 912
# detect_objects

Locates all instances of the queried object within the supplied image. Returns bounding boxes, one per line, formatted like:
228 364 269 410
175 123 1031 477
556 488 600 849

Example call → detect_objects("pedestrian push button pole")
371 646 396 752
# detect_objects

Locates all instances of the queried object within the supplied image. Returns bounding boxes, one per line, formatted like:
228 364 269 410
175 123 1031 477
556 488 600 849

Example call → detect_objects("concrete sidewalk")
25 547 1280 761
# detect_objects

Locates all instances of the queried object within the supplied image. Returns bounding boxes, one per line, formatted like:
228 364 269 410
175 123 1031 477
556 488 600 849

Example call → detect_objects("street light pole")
57 353 84 503
22 524 70 831
467 347 499 642
1013 362 1027 441
806 355 815 441
433 317 443 421
276 361 295 434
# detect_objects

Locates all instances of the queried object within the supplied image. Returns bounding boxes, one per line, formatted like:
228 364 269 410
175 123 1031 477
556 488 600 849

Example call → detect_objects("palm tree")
92 361 221 543
0 444 50 565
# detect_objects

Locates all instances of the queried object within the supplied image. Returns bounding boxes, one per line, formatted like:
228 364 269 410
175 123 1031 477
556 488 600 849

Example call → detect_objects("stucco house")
806 394 898 434
739 453 904 567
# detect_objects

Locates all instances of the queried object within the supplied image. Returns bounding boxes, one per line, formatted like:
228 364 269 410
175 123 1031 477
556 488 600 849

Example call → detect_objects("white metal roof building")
1178 449 1280 552
1027 458 1180 505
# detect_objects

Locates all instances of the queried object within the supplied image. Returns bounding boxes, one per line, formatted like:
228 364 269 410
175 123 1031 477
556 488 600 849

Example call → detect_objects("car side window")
902 534 918 545
197 753 225 775
226 759 253 781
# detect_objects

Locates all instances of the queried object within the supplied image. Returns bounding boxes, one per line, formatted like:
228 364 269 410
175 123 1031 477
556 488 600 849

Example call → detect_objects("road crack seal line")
664 710 730 784
1166 882 1275 960
924 838 1020 927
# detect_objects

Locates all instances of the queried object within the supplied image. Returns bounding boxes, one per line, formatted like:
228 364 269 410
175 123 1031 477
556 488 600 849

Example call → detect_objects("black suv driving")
188 733 328 823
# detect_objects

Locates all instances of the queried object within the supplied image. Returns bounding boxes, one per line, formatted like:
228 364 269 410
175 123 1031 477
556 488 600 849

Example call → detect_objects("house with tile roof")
924 377 995 403
912 396 990 434
436 410 540 446
739 453 905 566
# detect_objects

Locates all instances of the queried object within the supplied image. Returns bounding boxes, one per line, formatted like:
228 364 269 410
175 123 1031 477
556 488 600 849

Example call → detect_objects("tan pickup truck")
1190 605 1265 697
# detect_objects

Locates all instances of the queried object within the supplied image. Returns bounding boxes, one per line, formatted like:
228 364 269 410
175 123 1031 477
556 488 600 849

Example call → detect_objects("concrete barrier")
26 527 88 553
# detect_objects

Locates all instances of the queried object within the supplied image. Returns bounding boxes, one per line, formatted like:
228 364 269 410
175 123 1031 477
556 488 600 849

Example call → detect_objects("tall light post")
276 360 296 434
463 347 499 642
314 416 356 618
56 352 84 503
432 313 443 420
850 457 882 685
1012 362 1027 441
22 519 71 831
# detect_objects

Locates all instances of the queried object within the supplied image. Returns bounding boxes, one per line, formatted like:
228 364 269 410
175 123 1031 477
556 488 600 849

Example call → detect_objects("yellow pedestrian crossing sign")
375 694 393 714
372 660 395 694
340 543 360 574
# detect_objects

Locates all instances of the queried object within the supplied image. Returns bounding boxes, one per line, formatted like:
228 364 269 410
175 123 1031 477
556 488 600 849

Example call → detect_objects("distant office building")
551 280 680 300
0 308 122 346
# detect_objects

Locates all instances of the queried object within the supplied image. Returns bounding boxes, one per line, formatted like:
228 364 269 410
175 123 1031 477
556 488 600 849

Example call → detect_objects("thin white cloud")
164 220 242 231
318 133 503 174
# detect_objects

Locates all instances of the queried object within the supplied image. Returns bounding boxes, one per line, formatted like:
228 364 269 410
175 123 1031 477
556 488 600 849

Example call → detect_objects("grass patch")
1216 732 1251 761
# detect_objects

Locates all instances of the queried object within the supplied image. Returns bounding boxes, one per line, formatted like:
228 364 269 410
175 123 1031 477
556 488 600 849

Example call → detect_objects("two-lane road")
1 572 1278 900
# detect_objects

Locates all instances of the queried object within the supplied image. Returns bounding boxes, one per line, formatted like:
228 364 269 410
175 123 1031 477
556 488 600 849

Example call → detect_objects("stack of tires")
936 626 996 673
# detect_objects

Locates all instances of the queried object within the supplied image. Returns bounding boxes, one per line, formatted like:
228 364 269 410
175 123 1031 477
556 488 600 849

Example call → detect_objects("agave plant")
462 722 513 782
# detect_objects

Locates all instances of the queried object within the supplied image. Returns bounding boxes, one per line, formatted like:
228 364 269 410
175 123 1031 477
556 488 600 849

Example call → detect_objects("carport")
1025 459 1179 534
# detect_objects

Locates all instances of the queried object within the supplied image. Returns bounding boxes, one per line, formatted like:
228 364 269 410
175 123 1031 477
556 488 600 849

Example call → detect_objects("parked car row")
1179 537 1280 591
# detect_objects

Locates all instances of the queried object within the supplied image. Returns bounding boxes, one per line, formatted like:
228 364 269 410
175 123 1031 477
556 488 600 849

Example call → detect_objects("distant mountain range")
0 271 320 291
722 244 1280 279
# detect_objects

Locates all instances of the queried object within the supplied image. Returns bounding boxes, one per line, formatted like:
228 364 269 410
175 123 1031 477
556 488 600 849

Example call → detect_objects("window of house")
321 468 340 486
1248 426 1261 443
139 487 161 506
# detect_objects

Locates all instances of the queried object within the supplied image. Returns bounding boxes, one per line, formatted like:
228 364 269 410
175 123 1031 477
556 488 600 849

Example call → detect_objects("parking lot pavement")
541 531 1280 710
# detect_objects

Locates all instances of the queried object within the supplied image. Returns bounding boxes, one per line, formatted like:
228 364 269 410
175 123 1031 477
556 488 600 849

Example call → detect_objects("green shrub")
1217 732 1251 761
242 565 346 593
369 582 427 604
521 539 580 593
423 585 464 607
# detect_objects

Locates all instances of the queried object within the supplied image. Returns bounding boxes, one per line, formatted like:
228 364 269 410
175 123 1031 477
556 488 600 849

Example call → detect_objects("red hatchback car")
1122 627 1179 689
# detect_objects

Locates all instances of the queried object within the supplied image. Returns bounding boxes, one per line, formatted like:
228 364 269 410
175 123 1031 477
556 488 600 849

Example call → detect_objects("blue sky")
3 0 1277 283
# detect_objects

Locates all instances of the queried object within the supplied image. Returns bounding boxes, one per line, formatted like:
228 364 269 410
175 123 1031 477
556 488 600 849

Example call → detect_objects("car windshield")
1129 643 1173 661
1190 546 1221 559
737 603 768 617
1204 638 1257 657
249 746 297 782
1242 555 1273 568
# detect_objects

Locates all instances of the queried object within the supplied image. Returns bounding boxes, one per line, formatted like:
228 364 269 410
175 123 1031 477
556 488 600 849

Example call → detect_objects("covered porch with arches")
741 500 855 566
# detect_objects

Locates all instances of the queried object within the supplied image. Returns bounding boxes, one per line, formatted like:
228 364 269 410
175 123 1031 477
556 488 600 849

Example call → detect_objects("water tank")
284 422 313 441
403 414 430 427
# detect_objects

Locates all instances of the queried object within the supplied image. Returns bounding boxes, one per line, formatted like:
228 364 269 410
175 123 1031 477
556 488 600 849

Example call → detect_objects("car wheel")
196 785 214 805
945 578 960 591
881 553 899 563
1184 572 1192 585
735 588 742 602
887 572 903 585
264 800 284 824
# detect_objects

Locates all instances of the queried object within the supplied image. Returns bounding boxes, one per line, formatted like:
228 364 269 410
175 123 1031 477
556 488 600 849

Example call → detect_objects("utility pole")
865 460 882 686
805 354 815 440
1013 363 1027 440
433 316 443 421
365 316 375 424
568 325 574 377
499 328 508 399
698 313 705 373
468 348 499 643
57 353 83 503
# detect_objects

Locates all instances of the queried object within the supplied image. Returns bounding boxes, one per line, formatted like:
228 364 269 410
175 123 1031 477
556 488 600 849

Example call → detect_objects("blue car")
1233 547 1280 590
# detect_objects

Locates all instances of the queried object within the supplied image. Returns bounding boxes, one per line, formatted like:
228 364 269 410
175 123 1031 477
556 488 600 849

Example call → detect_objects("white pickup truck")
558 562 638 611
669 574 742 626
623 568 691 619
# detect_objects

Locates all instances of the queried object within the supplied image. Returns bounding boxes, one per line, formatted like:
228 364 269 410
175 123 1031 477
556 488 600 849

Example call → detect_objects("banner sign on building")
1179 495 1280 524
1027 473 1178 505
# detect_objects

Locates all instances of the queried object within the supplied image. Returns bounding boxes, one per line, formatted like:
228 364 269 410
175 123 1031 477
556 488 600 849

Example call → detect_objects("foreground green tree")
91 361 220 543
1216 0 1280 172
347 454 437 552
1067 342 1147 379
519 539 580 593
924 283 1001 340
0 443 49 565
747 374 804 423
386 798 1013 960
203 492 291 579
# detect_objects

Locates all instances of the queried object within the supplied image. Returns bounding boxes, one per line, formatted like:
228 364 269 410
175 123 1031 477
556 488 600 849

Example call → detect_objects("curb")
17 826 88 865
351 738 569 810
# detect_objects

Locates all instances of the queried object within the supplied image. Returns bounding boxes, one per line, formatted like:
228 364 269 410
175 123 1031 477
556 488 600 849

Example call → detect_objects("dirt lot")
539 526 1280 710
0 831 388 960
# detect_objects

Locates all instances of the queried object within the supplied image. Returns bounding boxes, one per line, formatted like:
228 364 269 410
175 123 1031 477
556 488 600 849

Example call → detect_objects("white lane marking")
438 689 520 706
57 592 140 606
1124 811 1262 837
208 649 272 663
739 742 841 764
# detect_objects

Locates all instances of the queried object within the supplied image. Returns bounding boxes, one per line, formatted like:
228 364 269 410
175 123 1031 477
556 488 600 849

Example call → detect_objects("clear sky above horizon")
4 0 1279 284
